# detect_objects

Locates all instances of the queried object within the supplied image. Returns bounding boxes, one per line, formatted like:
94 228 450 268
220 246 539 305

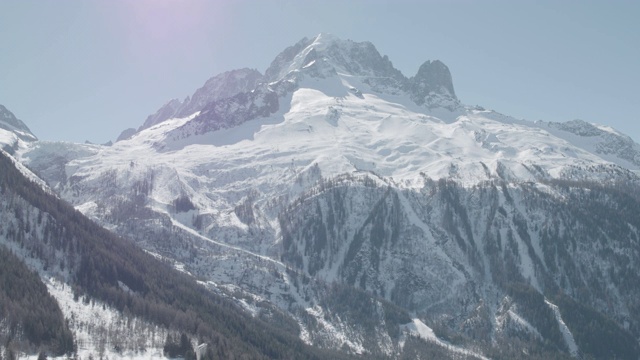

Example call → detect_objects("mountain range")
2 33 640 359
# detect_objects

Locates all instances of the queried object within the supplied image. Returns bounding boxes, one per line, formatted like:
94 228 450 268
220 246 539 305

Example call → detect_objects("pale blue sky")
1 0 638 143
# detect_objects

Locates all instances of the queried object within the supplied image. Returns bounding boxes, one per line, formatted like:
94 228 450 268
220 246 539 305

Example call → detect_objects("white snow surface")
546 299 579 357
495 297 543 341
402 319 489 360
0 128 18 148
0 127 35 156
305 305 366 354
44 278 169 360
48 73 636 206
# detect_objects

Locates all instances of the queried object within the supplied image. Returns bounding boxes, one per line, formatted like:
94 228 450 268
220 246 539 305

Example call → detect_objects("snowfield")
401 319 489 360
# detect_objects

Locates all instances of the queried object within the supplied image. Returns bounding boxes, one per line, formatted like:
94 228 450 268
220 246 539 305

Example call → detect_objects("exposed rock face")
139 68 264 131
176 68 264 118
163 34 465 139
264 37 315 81
132 34 464 143
408 60 459 109
116 127 137 142
140 98 185 131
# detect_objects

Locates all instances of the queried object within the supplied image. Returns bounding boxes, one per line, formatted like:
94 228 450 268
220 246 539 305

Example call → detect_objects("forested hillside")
0 246 74 357
0 150 355 359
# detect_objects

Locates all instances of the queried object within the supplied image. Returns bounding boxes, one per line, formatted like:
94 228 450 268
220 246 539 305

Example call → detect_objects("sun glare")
117 0 223 60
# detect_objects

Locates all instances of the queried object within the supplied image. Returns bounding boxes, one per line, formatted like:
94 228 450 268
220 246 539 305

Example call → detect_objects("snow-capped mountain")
0 104 37 153
9 34 640 359
124 68 264 140
542 118 640 169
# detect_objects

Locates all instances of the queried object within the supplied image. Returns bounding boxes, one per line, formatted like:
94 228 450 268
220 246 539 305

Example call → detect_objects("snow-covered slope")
58 70 638 201
540 119 640 169
0 104 37 153
2 149 356 360
0 151 172 360
17 34 640 358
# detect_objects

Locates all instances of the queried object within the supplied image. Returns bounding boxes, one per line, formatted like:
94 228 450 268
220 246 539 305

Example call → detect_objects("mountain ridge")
3 33 640 359
127 33 460 140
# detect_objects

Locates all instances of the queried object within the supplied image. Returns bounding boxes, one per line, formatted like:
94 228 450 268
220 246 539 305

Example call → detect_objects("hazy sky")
1 0 639 144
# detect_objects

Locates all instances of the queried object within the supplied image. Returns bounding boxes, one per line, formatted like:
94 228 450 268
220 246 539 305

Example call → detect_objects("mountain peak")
408 60 458 109
0 104 37 148
309 32 341 49
263 37 314 81
262 34 460 107
0 104 36 138
131 34 462 139
137 68 264 132
179 68 263 118
264 34 405 86
412 60 456 98
139 98 185 131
